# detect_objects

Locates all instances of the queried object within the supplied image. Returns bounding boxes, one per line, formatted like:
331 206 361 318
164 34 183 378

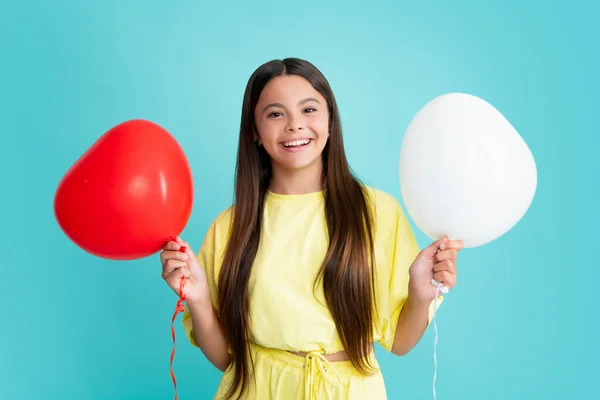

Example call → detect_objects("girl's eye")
304 108 317 113
267 111 283 118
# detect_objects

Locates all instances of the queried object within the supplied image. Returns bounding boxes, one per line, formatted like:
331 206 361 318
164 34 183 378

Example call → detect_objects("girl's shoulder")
362 184 404 216
203 206 234 237
362 185 418 253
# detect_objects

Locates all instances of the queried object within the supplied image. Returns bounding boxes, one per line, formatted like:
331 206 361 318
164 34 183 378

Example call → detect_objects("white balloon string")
431 279 447 400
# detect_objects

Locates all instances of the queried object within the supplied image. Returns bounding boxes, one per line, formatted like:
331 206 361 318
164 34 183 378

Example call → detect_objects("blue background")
1 1 597 399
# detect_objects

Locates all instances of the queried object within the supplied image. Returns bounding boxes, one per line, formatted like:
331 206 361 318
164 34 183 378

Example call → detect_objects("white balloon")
399 93 537 248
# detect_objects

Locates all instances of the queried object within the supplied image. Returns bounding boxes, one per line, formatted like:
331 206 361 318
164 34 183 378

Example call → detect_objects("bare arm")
187 293 232 372
161 238 232 372
390 296 433 356
391 237 461 356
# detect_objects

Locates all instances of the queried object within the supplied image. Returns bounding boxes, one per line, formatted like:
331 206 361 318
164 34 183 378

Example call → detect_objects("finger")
166 268 189 291
176 236 198 261
433 260 456 274
160 250 188 266
177 265 191 279
420 236 449 258
176 236 194 254
163 240 181 251
434 249 458 263
443 273 457 289
433 270 455 287
162 258 187 277
445 240 464 251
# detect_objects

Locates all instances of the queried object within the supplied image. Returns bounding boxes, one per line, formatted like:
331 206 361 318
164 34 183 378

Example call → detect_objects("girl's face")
254 75 330 173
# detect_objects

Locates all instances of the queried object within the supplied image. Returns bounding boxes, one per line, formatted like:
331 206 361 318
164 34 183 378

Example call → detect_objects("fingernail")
440 242 447 250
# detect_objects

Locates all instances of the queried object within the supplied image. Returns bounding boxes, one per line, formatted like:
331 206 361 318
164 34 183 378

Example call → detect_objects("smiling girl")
160 58 462 399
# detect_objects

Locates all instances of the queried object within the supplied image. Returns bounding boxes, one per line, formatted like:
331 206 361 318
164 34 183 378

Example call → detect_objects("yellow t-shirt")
182 185 441 354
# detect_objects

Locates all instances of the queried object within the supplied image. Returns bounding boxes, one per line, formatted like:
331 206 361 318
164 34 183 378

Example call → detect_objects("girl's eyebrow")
263 97 321 112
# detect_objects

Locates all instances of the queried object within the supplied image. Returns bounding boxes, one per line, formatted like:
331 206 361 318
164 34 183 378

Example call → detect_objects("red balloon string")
168 237 187 400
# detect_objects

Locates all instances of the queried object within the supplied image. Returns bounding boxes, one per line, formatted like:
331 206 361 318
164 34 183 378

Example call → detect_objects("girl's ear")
253 127 262 146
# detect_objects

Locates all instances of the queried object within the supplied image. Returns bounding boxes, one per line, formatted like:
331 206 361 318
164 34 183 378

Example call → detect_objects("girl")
160 58 462 399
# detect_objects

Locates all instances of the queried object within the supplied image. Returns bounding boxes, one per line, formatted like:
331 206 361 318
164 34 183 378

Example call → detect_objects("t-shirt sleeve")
181 216 221 348
378 199 444 352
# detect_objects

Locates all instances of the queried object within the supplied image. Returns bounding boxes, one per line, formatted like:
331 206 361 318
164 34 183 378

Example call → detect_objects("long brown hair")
217 58 377 399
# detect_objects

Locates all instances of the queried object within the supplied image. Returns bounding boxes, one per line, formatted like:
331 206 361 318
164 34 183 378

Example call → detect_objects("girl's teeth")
283 139 310 147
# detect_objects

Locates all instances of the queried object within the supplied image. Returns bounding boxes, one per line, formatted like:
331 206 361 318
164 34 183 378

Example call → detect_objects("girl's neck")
268 159 324 195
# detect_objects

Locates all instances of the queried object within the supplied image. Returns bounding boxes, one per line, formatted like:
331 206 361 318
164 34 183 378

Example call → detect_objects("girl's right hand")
160 236 209 305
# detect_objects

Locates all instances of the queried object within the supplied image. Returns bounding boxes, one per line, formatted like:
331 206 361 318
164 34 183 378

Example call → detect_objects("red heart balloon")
54 119 194 260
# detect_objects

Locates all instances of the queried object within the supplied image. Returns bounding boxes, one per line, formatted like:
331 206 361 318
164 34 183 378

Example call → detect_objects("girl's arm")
390 296 431 356
391 237 461 356
187 294 232 372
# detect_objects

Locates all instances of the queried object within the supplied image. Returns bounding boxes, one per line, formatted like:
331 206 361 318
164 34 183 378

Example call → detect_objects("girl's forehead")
259 76 323 104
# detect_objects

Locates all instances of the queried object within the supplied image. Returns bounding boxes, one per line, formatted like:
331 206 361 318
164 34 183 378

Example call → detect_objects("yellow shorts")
214 342 387 400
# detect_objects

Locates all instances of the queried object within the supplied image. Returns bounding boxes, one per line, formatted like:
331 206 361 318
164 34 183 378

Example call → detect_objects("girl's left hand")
408 237 463 303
